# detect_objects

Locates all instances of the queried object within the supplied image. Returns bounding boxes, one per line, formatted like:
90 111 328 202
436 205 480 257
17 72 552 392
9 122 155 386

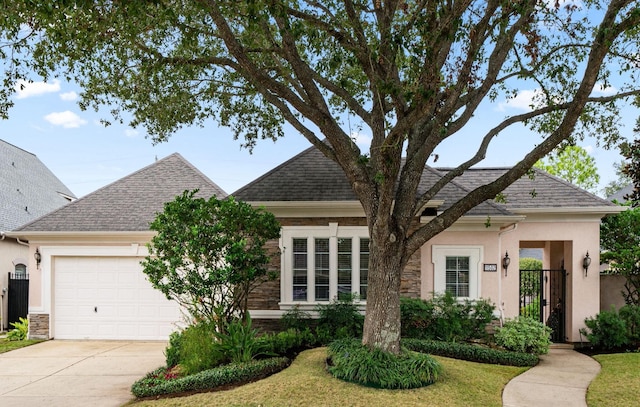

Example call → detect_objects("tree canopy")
601 205 640 305
141 190 281 329
534 145 600 193
2 0 640 353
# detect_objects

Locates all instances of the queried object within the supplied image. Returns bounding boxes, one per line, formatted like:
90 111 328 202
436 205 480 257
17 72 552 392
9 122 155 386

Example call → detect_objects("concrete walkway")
503 347 601 407
0 340 166 407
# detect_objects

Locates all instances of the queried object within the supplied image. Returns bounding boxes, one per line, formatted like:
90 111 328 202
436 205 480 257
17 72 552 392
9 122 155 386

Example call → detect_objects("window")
14 263 27 278
432 246 482 300
281 225 369 307
445 256 469 297
292 238 308 301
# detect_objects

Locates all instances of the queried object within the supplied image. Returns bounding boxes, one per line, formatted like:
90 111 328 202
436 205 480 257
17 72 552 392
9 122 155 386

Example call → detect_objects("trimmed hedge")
131 357 290 398
402 338 539 367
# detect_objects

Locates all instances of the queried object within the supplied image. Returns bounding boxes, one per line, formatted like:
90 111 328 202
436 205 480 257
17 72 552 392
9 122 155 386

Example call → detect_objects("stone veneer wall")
247 216 423 312
28 313 49 339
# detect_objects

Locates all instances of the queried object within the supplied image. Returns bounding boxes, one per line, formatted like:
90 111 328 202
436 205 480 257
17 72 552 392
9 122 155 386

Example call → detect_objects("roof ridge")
169 153 227 198
0 138 37 157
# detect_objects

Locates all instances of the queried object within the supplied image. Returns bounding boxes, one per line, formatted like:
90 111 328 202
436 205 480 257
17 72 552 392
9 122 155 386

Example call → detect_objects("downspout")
16 237 29 246
498 223 518 326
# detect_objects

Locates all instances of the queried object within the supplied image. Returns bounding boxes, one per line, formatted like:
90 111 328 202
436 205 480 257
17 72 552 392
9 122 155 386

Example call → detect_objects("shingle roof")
608 183 633 203
17 153 227 232
234 144 616 214
233 145 358 201
445 168 615 210
1 139 76 231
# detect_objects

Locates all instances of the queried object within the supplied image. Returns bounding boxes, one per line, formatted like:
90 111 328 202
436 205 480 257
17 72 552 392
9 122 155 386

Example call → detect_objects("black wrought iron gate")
7 272 29 327
519 268 566 342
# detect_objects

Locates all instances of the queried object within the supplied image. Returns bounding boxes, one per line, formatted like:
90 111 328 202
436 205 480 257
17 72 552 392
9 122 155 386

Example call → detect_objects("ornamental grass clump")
327 338 441 389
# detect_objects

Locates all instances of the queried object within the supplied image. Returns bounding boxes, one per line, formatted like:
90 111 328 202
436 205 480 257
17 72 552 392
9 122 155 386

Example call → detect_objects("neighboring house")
234 145 623 343
1 139 75 331
9 153 226 340
608 183 634 203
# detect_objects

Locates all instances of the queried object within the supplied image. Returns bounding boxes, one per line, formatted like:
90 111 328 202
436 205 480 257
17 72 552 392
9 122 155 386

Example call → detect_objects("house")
1 139 75 331
9 144 622 343
234 145 623 343
8 153 226 340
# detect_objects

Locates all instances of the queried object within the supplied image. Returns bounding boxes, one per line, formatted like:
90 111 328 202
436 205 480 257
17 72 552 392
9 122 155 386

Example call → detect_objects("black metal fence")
519 268 566 343
8 272 29 327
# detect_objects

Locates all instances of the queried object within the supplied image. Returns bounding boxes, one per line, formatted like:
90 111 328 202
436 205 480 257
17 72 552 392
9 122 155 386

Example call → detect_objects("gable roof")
234 144 617 216
16 153 227 232
1 139 76 231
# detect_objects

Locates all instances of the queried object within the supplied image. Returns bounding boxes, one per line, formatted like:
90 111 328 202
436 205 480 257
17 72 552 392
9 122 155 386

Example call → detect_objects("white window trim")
280 223 369 310
432 245 483 300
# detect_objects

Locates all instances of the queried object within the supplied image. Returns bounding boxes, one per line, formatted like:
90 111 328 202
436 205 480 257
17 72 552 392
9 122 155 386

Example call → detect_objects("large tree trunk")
361 231 406 354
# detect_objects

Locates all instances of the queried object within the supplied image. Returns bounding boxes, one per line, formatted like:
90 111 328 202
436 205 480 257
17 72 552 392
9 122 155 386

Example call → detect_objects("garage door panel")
54 256 182 340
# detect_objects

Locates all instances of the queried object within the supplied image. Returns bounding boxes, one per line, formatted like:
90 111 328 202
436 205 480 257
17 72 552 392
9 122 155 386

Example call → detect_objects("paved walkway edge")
502 348 601 407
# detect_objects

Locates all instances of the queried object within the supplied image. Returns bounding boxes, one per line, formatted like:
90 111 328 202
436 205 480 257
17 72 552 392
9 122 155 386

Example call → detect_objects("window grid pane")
359 238 369 300
315 238 330 301
337 238 352 299
445 256 470 298
292 238 307 301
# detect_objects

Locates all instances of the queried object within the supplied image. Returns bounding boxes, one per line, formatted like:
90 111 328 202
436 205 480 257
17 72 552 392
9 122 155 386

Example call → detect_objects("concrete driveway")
0 340 167 407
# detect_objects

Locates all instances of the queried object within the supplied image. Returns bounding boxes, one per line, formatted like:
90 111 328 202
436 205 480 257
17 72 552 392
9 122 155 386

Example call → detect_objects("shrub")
619 304 640 345
402 338 539 367
400 293 495 342
495 317 551 355
280 305 312 331
179 321 224 375
327 339 441 389
315 294 364 344
131 357 290 398
6 317 28 341
581 307 629 350
213 315 269 364
520 296 541 321
257 328 317 356
165 330 183 368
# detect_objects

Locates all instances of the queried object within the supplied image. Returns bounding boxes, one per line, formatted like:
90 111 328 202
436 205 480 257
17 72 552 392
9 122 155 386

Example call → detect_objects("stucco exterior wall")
600 274 626 311
511 219 601 342
420 229 502 306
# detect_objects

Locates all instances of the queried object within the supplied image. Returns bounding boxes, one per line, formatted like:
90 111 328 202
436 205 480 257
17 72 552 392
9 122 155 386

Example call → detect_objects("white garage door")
54 256 182 340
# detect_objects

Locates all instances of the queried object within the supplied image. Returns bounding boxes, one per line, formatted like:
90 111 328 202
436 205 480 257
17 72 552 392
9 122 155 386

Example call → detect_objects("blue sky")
0 78 633 198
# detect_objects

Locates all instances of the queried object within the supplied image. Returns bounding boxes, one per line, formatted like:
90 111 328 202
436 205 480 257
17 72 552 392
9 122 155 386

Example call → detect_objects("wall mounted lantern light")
34 248 41 269
502 251 511 277
583 251 592 277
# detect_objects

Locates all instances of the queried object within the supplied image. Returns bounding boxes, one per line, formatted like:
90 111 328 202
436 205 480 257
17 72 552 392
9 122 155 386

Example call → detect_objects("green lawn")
0 337 44 354
587 353 640 407
126 347 527 407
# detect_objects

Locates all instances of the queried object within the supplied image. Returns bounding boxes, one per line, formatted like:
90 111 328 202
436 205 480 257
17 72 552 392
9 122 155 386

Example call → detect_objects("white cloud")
497 89 542 111
14 79 61 99
124 129 139 138
59 91 78 101
44 111 87 128
584 145 594 154
592 83 617 96
351 132 372 149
